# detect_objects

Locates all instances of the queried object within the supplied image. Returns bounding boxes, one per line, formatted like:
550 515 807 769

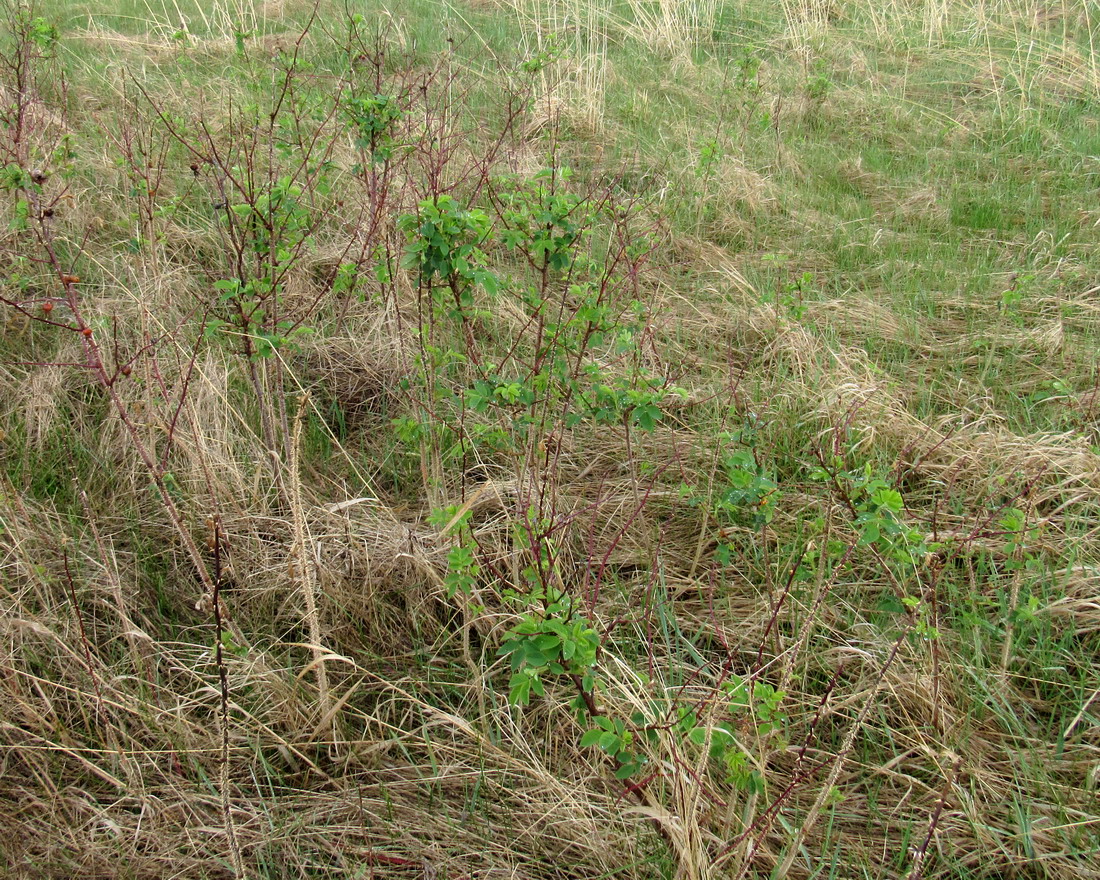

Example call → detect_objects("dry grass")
0 0 1097 878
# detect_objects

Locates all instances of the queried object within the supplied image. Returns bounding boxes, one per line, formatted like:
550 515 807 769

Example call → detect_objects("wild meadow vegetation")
0 0 1098 876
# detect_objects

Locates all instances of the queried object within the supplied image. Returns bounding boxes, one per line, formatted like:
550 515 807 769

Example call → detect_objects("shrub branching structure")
0 1 1098 878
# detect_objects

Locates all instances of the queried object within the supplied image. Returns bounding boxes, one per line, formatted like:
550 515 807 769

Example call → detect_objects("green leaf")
580 729 603 748
688 726 708 746
633 403 661 431
533 634 561 653
521 648 547 668
509 676 532 706
876 595 906 614
874 488 904 512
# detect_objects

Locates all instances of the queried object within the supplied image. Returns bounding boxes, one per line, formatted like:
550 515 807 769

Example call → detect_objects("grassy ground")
0 0 1098 877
